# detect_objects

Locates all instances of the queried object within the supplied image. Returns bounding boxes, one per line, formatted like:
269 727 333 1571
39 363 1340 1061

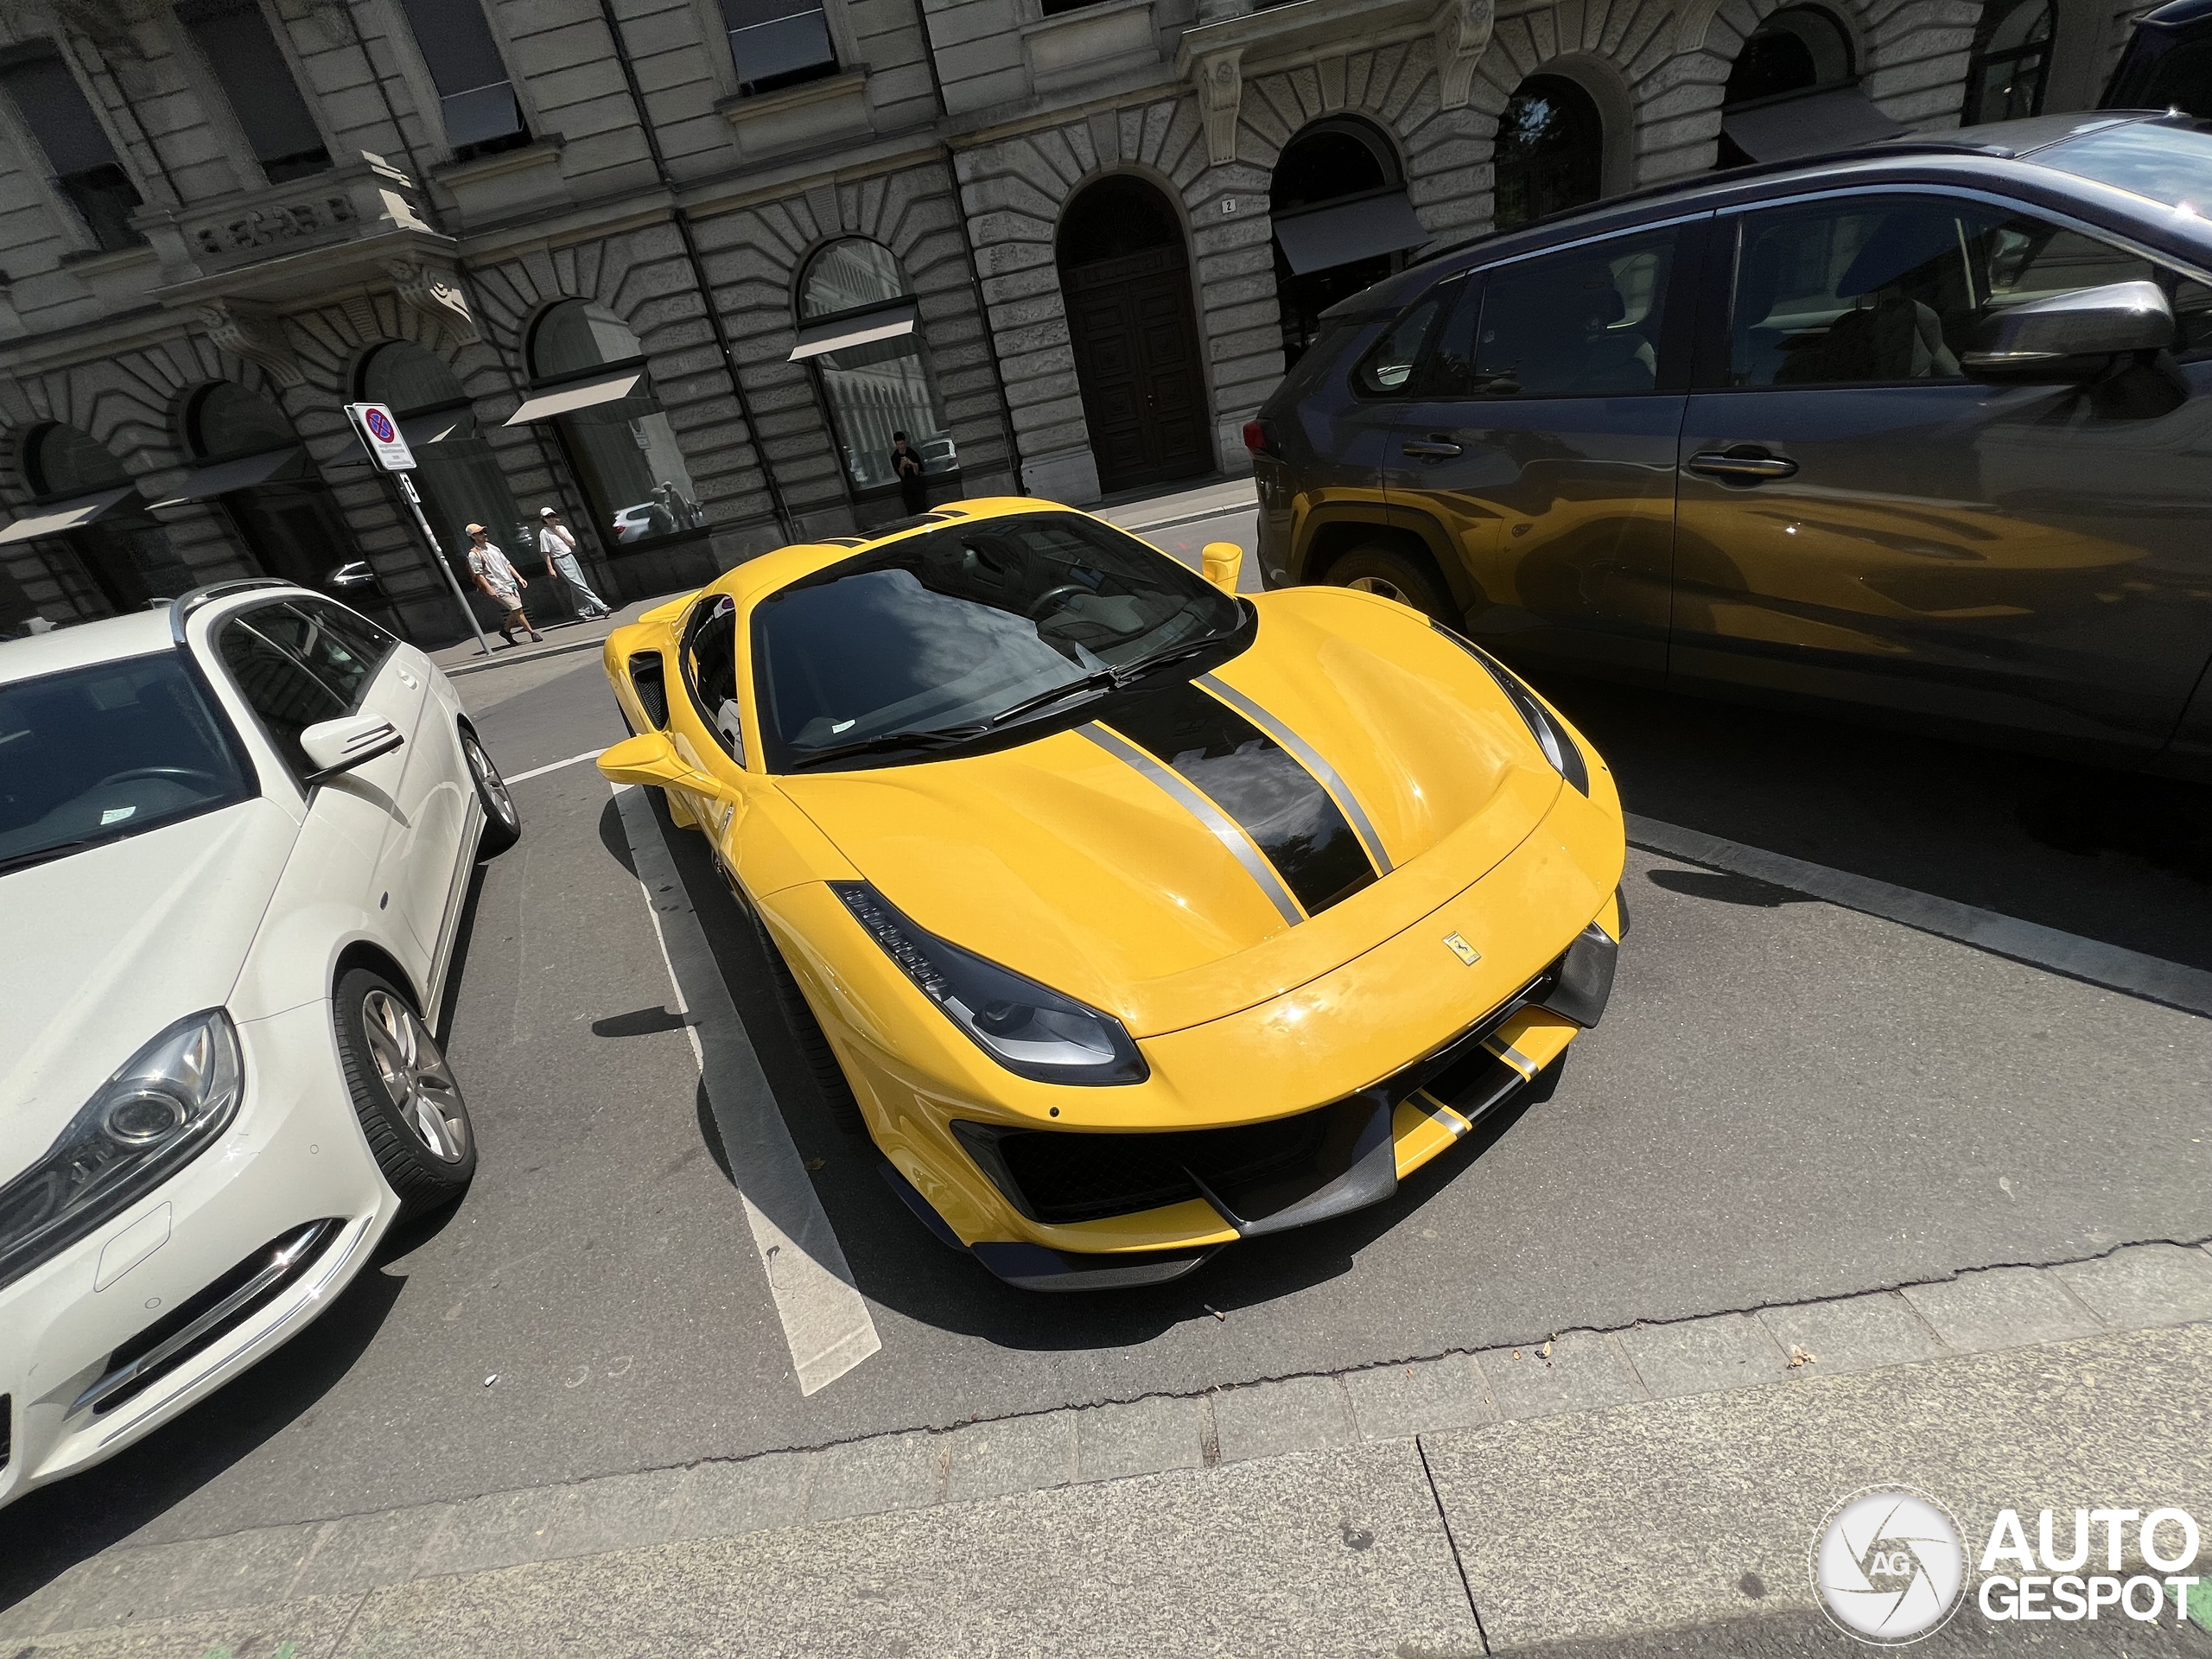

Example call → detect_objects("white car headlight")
0 1009 242 1292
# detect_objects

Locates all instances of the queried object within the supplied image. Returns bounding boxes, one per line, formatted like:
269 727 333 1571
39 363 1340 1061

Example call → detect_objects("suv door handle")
1687 447 1798 481
1403 437 1463 459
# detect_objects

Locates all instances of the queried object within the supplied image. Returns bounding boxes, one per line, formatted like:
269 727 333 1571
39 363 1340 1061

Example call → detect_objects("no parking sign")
345 402 416 472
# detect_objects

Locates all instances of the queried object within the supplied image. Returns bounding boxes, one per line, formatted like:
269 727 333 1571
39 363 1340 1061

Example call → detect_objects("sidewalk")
11 1241 2210 1656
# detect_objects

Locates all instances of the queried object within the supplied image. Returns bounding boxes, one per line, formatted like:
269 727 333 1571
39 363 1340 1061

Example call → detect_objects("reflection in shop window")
795 238 957 495
524 301 704 551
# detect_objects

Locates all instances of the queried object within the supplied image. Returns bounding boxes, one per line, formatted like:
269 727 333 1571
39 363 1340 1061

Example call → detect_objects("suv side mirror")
1962 280 2174 383
301 715 403 781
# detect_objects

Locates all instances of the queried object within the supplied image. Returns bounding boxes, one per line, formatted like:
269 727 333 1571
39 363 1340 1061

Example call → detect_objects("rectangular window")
177 0 331 183
719 0 838 96
0 41 143 251
1461 229 1675 397
397 0 528 158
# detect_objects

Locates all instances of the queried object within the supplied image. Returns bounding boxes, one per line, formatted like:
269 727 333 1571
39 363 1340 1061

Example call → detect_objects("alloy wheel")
1344 575 1408 603
361 988 470 1163
462 730 518 830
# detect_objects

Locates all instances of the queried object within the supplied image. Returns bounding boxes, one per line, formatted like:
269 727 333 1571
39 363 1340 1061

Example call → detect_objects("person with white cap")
465 523 540 645
537 505 610 620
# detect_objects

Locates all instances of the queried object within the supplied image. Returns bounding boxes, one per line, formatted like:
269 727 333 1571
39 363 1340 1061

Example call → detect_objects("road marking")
505 747 607 784
1628 813 2212 1019
611 783 881 1395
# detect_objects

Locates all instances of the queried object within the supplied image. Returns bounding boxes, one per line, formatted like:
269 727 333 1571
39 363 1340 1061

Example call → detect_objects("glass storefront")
797 239 957 494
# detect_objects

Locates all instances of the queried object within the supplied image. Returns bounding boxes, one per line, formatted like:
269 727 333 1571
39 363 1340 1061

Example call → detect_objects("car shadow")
635 783 1560 1350
0 1266 408 1616
1529 669 2212 971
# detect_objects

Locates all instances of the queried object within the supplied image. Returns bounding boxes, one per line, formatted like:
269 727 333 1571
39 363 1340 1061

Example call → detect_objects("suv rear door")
1374 219 1701 680
1673 187 2212 750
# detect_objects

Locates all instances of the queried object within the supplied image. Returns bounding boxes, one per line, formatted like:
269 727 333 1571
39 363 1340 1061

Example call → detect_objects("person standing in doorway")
537 506 611 620
466 523 541 645
892 431 928 515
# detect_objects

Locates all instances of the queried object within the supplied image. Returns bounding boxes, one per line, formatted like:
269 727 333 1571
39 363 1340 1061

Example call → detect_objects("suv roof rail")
168 577 297 643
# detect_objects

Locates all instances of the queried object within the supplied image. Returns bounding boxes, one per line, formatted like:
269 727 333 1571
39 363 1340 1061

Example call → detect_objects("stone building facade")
0 0 2151 643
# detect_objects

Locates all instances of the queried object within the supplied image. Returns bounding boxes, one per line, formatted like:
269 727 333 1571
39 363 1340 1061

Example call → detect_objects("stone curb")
10 1237 2212 1642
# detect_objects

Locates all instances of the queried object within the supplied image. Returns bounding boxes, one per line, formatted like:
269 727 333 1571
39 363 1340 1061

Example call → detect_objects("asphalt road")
5 516 2209 1605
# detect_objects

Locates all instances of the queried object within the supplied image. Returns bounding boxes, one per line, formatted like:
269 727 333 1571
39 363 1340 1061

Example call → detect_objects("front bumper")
0 999 396 1507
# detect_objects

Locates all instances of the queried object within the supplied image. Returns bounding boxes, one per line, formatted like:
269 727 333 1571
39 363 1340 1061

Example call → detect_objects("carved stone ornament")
194 300 304 390
1433 0 1495 110
1196 47 1245 168
387 257 480 347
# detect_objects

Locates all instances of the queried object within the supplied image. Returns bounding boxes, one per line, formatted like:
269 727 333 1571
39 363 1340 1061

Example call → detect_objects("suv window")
1728 194 2212 387
683 593 743 763
1433 227 1675 397
1354 290 1450 395
239 599 394 709
220 609 350 779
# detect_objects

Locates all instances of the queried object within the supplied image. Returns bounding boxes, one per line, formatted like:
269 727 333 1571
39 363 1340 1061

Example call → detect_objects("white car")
0 579 518 1507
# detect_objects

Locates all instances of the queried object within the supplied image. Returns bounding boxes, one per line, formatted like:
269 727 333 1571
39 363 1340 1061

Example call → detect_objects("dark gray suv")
1249 112 2212 779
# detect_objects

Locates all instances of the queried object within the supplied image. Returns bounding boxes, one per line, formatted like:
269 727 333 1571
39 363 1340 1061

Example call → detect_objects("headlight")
0 1009 242 1292
1431 623 1590 795
831 882 1147 1085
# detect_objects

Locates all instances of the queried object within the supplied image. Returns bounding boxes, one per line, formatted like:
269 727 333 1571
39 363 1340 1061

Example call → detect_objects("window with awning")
794 240 956 495
1271 117 1425 366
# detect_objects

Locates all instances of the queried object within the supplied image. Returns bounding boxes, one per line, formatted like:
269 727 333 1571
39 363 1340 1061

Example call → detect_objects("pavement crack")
1415 1434 1489 1656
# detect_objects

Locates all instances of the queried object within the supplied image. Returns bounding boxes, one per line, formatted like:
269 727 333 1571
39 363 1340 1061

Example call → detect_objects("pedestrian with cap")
466 523 540 645
537 505 611 620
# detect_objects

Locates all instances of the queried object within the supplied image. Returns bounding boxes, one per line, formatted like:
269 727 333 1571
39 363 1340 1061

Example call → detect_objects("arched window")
185 383 297 461
180 383 355 593
10 423 189 614
522 300 702 553
358 342 527 601
1963 0 2055 124
1494 75 1605 231
1717 8 1883 167
793 238 955 496
1725 5 1854 106
1270 118 1427 365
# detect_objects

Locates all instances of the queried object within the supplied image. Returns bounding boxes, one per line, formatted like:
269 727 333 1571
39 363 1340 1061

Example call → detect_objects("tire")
459 725 521 857
333 967 477 1216
1325 544 1452 620
723 863 868 1136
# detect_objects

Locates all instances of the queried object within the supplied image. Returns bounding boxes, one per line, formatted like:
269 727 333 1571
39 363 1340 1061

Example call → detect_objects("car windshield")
751 512 1243 772
0 651 255 876
2040 122 2212 213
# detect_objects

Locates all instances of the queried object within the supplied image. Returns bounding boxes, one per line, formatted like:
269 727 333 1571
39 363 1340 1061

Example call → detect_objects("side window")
683 594 744 764
219 611 347 779
1980 217 2212 358
246 601 392 710
1354 294 1446 396
1461 229 1675 398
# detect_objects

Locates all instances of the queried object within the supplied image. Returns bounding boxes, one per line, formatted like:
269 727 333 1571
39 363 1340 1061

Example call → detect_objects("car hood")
777 590 1564 1037
0 799 296 1185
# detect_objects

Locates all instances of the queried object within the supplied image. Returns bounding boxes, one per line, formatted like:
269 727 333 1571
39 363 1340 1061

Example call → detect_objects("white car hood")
0 799 297 1185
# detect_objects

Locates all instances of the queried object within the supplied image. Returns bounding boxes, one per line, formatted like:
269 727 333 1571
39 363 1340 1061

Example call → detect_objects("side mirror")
301 715 403 781
598 730 712 790
1201 541 1244 595
325 560 385 597
1962 280 2174 383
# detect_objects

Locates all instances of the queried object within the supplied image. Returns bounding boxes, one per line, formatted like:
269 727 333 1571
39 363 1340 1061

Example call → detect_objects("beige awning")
0 486 137 546
143 448 303 509
504 370 645 425
789 300 919 362
1273 192 1429 276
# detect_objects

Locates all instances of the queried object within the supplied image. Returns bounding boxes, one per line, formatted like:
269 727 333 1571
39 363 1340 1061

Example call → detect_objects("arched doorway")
1270 118 1428 367
180 383 355 592
1057 175 1212 495
358 342 528 621
1493 74 1605 231
1962 0 2055 123
13 424 191 613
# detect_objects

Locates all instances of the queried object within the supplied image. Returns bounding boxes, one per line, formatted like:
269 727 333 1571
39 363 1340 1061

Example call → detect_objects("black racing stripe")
1104 681 1377 915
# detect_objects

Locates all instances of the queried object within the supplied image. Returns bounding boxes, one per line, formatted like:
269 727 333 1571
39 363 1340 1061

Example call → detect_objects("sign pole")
346 400 493 658
397 473 494 658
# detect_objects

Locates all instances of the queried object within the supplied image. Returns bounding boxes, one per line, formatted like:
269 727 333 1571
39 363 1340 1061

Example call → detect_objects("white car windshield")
0 652 254 876
749 512 1243 772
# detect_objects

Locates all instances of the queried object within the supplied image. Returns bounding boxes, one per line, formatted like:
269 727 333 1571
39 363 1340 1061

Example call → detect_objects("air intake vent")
627 651 668 728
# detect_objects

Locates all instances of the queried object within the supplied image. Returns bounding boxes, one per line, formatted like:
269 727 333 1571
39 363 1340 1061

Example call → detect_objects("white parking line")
505 748 607 784
611 783 882 1395
1628 813 2212 1019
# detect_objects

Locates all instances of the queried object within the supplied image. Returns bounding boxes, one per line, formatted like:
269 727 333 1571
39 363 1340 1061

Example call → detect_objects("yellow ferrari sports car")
597 497 1625 1289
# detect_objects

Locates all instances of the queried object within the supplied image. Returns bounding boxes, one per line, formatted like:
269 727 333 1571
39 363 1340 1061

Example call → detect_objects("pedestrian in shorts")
466 524 541 645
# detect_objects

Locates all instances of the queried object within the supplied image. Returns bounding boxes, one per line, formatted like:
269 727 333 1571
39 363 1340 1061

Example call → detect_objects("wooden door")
1063 245 1214 493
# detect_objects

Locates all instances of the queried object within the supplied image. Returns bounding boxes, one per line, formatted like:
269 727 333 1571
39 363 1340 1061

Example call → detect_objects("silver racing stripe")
1078 722 1305 928
1195 674 1395 874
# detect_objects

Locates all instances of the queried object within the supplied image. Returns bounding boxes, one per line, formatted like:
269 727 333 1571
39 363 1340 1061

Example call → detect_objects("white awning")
1273 192 1430 276
789 299 919 361
143 448 303 509
1722 87 1908 163
0 486 137 546
504 370 645 425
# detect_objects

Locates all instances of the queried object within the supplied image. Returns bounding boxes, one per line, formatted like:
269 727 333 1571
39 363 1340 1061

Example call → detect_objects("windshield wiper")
0 838 99 876
1111 631 1238 683
789 722 993 770
977 667 1123 729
